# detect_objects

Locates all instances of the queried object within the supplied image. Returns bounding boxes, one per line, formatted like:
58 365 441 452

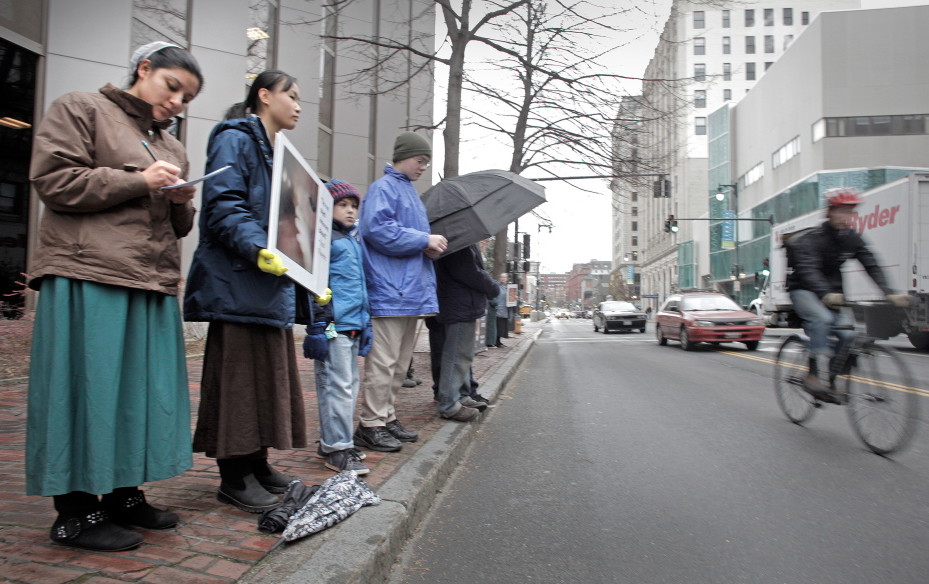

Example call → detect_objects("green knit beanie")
392 131 432 163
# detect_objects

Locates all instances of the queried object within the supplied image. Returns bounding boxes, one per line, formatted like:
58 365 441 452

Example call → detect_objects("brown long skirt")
193 322 307 459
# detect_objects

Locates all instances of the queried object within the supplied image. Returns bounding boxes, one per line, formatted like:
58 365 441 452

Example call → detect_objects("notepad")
160 165 232 189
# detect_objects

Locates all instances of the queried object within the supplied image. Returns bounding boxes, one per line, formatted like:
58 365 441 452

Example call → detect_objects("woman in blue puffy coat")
184 70 310 513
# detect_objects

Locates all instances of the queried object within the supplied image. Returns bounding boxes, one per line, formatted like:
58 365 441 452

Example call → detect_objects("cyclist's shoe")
803 374 841 404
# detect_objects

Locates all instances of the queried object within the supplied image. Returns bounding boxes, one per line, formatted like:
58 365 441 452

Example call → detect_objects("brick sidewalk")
0 322 533 584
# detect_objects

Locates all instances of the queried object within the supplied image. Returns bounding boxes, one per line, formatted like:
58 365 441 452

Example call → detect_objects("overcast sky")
431 0 923 274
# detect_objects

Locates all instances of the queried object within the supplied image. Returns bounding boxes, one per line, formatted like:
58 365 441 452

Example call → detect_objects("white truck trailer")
749 172 929 349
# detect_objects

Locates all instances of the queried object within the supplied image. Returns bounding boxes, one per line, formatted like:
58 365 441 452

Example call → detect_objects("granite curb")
240 326 541 584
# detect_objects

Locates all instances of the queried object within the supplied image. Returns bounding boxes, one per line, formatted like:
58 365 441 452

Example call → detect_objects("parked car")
592 301 646 333
655 291 765 351
555 308 571 319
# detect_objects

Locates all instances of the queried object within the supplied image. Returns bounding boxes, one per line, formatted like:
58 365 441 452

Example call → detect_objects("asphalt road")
387 318 929 584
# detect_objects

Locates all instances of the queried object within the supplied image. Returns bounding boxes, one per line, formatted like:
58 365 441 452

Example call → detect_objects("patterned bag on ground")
282 471 381 542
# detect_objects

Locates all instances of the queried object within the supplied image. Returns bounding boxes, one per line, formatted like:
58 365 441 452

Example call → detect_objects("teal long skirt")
26 277 192 496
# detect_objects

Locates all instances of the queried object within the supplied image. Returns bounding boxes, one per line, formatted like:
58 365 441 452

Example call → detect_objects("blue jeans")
314 333 360 452
789 289 855 360
436 320 477 417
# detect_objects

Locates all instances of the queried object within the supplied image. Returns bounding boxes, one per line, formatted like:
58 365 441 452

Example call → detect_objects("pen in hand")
141 140 158 162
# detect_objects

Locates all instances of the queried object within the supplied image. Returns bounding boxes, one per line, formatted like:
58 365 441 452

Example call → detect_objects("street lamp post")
716 183 741 296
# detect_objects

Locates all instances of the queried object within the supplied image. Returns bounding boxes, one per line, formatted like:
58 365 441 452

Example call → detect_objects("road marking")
720 350 929 397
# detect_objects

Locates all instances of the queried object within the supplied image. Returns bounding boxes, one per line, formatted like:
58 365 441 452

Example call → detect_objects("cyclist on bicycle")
784 187 909 402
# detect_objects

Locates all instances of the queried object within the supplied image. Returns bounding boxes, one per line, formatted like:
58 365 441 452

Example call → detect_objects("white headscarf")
129 41 182 76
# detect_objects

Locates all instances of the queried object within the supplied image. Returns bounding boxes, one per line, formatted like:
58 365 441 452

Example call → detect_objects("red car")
655 291 765 351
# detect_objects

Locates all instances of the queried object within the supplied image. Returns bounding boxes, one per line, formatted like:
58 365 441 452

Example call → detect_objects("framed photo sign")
267 132 332 296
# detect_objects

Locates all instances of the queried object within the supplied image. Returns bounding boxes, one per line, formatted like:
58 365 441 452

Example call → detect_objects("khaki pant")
358 316 420 427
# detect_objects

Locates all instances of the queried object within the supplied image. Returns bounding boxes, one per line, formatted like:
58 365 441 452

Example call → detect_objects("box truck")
749 173 929 349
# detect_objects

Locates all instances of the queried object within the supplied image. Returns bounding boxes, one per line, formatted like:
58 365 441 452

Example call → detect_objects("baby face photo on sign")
267 133 332 295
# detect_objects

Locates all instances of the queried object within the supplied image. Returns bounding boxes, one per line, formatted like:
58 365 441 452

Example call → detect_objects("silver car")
593 301 647 334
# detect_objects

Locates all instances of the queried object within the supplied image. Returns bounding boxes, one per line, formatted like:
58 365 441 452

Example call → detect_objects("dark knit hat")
325 179 361 204
392 131 432 163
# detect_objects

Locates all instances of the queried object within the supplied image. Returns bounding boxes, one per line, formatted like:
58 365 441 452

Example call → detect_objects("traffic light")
761 257 770 276
665 214 679 233
522 261 531 273
522 234 531 258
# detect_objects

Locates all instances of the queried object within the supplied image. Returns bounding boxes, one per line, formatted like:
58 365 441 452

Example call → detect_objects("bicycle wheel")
774 336 817 424
843 343 919 455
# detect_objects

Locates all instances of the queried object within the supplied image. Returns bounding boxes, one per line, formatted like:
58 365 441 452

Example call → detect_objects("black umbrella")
422 169 546 256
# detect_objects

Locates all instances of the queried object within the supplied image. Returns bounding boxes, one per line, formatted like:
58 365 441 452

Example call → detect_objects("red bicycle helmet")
825 187 862 208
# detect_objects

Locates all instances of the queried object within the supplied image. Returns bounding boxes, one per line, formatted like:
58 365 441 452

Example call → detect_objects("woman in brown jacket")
27 42 203 552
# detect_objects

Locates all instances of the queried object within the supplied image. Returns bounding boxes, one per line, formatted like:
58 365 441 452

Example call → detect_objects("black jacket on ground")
785 220 891 298
434 245 499 325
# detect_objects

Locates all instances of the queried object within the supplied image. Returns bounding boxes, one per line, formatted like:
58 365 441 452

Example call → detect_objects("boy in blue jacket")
304 180 372 474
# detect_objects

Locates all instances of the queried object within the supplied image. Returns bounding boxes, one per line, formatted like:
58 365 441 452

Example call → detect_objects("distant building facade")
613 0 861 308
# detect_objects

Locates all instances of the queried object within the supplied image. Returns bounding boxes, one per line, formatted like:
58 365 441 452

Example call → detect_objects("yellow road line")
719 350 929 398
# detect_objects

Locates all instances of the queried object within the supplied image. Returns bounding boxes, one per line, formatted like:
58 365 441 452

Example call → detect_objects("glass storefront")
0 38 36 315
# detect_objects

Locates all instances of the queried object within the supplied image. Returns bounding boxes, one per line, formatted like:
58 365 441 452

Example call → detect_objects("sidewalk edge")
240 328 540 584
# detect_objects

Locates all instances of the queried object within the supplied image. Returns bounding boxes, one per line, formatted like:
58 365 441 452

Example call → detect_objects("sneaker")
385 419 419 442
459 396 488 412
325 450 370 475
471 394 496 408
442 406 480 422
354 425 403 452
316 441 366 460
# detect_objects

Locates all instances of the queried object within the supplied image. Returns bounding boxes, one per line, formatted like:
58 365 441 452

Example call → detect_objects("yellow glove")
314 288 332 306
257 248 288 276
886 294 910 308
822 293 844 309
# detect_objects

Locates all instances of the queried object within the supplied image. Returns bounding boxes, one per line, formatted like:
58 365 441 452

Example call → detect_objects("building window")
802 11 810 25
764 35 774 53
632 221 638 232
631 236 638 246
722 36 730 54
132 0 189 48
764 8 774 26
741 161 765 187
772 136 800 168
745 9 754 27
784 35 794 50
745 36 755 54
783 8 793 25
723 62 731 81
695 117 707 135
246 0 278 80
694 90 706 108
812 119 826 143
318 4 336 176
822 114 929 137
723 89 732 101
693 11 705 28
694 63 705 81
631 191 638 202
631 206 638 216
694 37 705 55
722 9 730 28
746 62 756 81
